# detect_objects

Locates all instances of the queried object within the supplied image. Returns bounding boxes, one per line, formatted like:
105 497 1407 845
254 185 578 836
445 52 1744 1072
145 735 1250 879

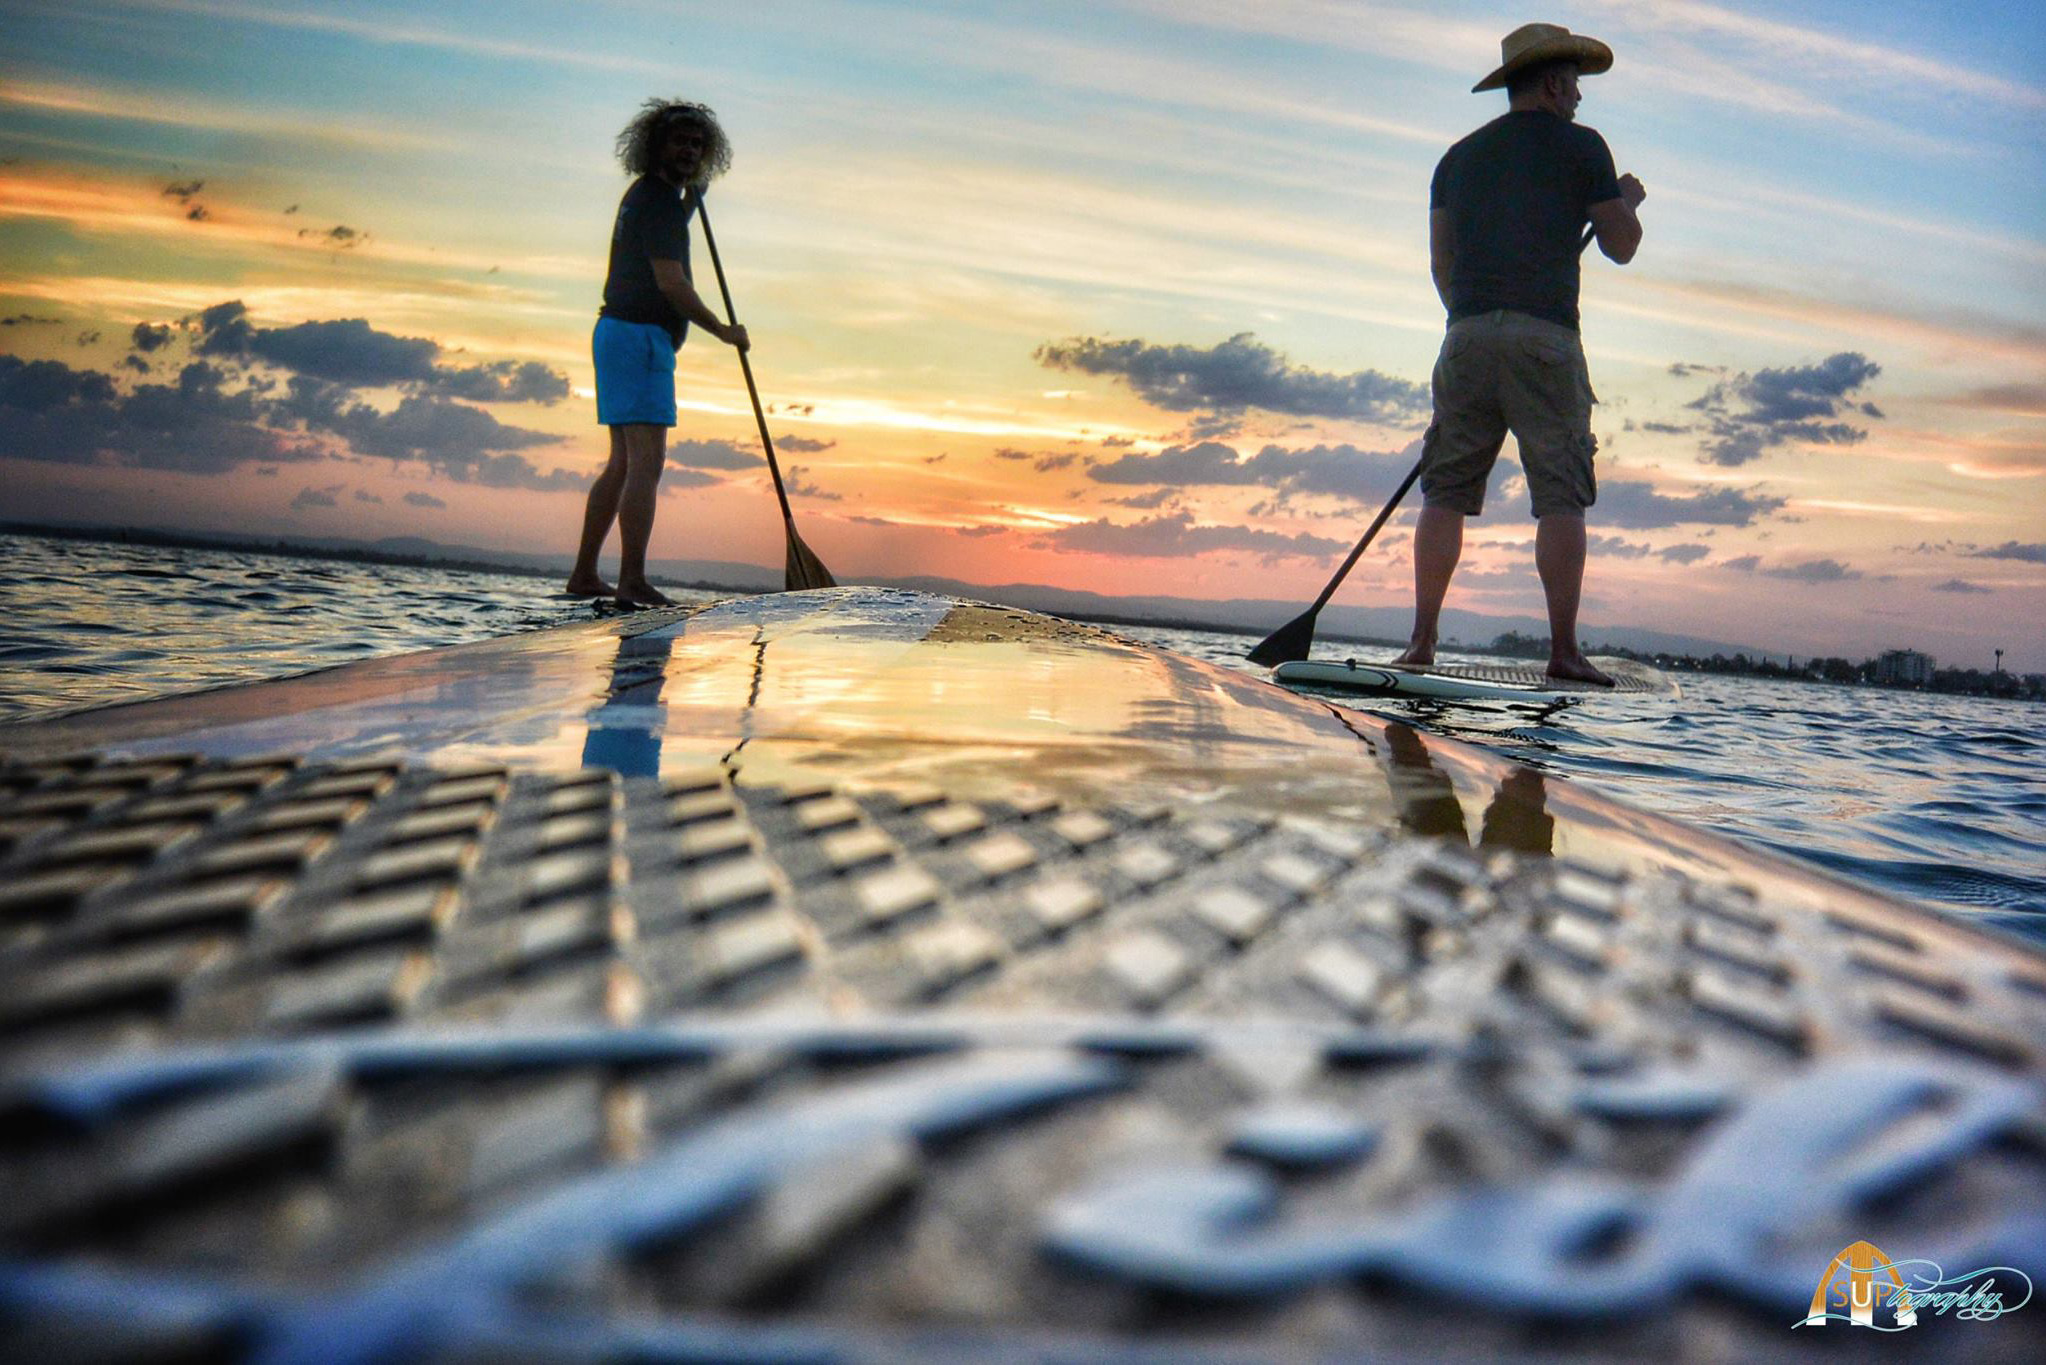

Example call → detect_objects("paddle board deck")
0 588 2034 1361
1276 655 1678 702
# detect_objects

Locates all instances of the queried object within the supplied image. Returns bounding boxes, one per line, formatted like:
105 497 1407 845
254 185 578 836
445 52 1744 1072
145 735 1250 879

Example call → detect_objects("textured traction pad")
1 749 2042 1360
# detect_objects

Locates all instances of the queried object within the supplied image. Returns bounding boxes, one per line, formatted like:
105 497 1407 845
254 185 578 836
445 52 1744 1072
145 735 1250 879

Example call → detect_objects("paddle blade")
1246 609 1317 667
783 523 836 591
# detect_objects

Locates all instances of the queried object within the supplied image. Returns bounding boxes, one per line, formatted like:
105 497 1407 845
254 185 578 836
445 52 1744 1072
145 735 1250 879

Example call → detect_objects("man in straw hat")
1393 23 1646 685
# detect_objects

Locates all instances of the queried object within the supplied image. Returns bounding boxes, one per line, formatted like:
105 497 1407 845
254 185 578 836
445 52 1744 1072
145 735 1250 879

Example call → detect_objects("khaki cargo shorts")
1419 309 1597 519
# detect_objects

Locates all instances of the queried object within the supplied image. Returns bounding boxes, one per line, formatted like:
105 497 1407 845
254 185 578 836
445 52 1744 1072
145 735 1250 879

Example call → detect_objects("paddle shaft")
1305 458 1423 615
1304 224 1600 615
695 196 796 525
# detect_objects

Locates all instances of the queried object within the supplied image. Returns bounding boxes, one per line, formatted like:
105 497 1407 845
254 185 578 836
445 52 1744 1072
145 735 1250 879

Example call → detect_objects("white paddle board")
1274 656 1678 703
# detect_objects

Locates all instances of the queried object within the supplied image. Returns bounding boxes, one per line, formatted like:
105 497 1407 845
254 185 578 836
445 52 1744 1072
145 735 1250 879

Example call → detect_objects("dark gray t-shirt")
600 176 696 346
1430 111 1621 331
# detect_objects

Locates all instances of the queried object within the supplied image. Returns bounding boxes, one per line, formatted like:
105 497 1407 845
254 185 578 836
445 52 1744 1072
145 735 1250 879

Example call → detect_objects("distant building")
1872 649 1935 686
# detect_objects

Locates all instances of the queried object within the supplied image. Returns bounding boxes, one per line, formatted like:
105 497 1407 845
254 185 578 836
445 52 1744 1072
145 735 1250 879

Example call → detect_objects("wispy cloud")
1128 0 2034 156
1933 382 2046 418
1 76 450 150
1586 0 2046 112
1114 0 1494 77
1043 510 1344 561
0 166 597 286
1626 277 2046 369
98 0 679 78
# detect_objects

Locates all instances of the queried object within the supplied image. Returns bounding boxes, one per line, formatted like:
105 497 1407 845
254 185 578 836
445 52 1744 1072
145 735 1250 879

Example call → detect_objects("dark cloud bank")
1724 555 1865 584
1673 352 1884 467
1037 332 1428 426
0 301 585 494
1089 438 1782 529
1971 541 2046 565
1045 511 1344 562
1036 330 1799 546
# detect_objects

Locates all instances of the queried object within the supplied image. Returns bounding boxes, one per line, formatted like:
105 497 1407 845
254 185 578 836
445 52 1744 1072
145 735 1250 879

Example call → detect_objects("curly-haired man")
566 100 750 607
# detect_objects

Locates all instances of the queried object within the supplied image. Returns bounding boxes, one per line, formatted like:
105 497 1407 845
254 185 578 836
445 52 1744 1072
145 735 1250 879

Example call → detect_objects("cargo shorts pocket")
1521 336 1594 413
1524 431 1598 518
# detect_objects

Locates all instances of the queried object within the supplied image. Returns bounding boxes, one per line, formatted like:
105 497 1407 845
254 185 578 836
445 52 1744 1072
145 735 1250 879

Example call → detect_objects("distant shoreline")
4 521 2032 699
0 519 1403 650
0 520 746 596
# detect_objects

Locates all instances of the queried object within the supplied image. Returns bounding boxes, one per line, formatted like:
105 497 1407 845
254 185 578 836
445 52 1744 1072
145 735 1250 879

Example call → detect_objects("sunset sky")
3 0 2042 668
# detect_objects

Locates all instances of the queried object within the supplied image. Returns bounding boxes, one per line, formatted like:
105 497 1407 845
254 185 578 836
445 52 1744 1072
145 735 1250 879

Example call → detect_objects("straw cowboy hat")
1472 22 1614 93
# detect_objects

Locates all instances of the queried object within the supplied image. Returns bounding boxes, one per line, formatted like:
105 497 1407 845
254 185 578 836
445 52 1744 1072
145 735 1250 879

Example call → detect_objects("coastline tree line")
1482 632 2039 701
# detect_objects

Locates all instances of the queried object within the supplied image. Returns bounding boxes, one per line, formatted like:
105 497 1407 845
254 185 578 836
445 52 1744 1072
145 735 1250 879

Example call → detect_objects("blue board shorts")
592 315 677 426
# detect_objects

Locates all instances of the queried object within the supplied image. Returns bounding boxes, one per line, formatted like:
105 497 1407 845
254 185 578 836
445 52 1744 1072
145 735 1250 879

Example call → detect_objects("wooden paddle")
695 195 836 592
1247 224 1599 666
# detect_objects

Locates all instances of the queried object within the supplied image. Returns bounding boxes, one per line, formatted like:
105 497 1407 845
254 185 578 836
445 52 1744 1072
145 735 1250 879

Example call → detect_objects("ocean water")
0 533 724 718
2 532 2041 939
1117 621 2045 941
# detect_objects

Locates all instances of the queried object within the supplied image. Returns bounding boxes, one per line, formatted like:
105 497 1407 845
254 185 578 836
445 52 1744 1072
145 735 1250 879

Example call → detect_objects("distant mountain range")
4 520 1787 663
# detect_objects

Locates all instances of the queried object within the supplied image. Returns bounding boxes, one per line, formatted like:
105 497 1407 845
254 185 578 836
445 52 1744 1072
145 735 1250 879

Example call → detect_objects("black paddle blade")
1246 609 1317 667
784 525 836 591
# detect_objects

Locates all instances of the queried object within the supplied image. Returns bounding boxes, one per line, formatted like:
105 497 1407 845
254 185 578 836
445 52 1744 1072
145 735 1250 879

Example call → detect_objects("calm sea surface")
3 532 2041 940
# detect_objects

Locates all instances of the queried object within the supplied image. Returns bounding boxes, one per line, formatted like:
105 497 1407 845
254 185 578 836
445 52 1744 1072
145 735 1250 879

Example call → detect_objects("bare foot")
1547 653 1615 687
1392 639 1436 667
563 573 614 598
614 579 676 609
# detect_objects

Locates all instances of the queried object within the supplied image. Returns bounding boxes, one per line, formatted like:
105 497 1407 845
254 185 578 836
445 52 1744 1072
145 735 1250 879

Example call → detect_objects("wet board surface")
0 588 2038 1362
1276 655 1679 702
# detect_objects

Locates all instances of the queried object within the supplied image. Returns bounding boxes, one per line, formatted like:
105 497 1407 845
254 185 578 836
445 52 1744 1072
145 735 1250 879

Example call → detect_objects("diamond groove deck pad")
2 743 2042 1359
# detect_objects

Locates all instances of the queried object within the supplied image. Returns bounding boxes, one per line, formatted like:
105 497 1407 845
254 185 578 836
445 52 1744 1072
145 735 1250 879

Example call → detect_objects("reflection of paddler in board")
567 100 751 609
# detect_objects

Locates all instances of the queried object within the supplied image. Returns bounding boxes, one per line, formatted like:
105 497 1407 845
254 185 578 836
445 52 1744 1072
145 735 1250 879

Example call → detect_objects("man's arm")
1429 207 1455 310
1589 173 1647 264
651 258 748 349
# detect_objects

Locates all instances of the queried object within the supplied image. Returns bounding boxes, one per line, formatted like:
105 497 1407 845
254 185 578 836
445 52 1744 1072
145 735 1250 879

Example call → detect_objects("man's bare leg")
1394 504 1464 665
564 427 627 597
614 423 675 608
1536 512 1614 685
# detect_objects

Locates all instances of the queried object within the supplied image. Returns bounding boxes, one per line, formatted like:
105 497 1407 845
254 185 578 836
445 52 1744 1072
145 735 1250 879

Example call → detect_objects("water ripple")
2 533 2039 937
1121 619 2046 938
